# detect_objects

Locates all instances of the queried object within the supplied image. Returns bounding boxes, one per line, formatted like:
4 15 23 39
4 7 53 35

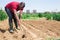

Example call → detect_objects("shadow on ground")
0 28 6 33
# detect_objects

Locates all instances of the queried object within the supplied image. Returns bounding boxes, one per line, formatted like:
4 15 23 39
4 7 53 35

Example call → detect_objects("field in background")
0 9 60 21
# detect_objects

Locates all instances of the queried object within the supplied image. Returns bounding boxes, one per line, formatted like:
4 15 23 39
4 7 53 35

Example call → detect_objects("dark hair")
19 2 25 8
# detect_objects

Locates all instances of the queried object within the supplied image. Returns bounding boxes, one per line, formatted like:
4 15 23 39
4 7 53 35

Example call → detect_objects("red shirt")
5 2 23 13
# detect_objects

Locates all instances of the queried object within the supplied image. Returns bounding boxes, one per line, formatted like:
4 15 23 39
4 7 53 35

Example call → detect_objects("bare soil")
0 18 60 40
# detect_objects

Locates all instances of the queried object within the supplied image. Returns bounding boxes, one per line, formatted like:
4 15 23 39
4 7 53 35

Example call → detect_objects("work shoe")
9 29 14 33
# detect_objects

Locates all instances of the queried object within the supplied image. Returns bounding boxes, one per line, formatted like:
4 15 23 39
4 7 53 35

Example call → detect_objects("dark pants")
5 7 18 30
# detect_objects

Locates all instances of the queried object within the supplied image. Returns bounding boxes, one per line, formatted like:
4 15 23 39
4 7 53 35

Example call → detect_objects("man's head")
18 2 25 10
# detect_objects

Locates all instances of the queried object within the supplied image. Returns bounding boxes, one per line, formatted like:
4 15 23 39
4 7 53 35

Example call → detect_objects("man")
5 1 25 33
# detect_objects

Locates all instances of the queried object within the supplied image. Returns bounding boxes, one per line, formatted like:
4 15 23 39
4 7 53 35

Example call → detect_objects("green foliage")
38 13 42 17
22 13 31 19
0 10 7 21
42 13 52 20
31 13 39 17
22 13 39 19
53 13 60 21
22 12 60 21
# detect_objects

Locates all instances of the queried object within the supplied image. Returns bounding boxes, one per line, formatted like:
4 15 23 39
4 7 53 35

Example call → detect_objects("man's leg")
9 18 13 30
5 7 13 32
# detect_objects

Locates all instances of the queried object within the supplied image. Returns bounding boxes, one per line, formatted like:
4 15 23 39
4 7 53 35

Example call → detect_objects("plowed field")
0 18 60 40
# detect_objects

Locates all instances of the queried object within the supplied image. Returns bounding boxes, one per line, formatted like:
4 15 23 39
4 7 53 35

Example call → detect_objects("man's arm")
19 10 23 19
13 10 20 26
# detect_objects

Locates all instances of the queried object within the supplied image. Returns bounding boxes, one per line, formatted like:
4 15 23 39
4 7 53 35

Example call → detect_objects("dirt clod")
22 34 26 38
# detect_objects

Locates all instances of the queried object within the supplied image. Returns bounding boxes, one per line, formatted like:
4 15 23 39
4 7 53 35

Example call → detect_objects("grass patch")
46 37 60 40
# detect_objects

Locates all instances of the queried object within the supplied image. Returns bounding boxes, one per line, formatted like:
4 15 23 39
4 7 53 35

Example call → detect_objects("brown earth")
0 18 60 40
